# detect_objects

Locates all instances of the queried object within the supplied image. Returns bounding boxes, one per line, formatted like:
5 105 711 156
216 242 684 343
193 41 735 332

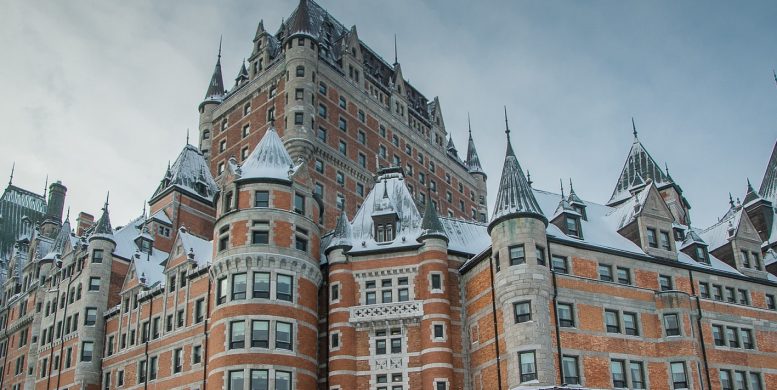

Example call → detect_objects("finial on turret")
728 192 734 208
773 69 777 87
569 178 575 193
65 207 70 222
560 178 565 198
632 117 638 139
527 170 533 187
218 35 222 61
186 128 190 145
504 106 515 157
8 162 14 187
43 175 48 198
467 112 472 136
104 191 110 210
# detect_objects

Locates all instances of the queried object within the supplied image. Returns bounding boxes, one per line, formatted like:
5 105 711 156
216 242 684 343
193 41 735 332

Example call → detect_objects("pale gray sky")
1 0 775 229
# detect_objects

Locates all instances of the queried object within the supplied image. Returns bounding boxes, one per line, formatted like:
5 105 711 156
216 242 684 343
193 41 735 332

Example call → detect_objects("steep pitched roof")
238 127 295 182
326 211 353 252
151 144 218 203
446 135 458 158
42 217 72 260
465 119 484 174
92 197 113 238
204 47 225 100
490 115 545 227
419 197 447 241
608 130 673 205
743 179 762 205
758 140 777 205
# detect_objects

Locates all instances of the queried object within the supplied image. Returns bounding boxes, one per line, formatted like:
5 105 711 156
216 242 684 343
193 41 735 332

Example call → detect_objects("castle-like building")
2 1 777 389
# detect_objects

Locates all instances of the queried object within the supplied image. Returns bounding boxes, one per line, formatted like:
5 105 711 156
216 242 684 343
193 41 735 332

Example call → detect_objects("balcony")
349 300 423 327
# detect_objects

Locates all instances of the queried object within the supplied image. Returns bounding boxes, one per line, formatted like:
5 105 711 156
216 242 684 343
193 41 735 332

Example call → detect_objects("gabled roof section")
281 0 345 42
42 217 72 260
680 227 706 250
608 126 673 205
446 135 458 158
151 144 218 203
743 179 762 205
490 112 545 227
177 227 212 267
699 208 742 251
238 127 295 182
758 140 777 205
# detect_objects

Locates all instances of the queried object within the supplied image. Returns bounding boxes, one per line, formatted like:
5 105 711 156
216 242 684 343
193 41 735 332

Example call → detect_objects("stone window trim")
216 269 297 305
225 316 297 353
712 323 756 350
431 321 447 342
330 330 341 351
556 302 576 328
663 313 682 337
433 378 450 390
429 272 444 293
514 301 532 324
222 367 294 390
609 357 647 389
330 282 341 304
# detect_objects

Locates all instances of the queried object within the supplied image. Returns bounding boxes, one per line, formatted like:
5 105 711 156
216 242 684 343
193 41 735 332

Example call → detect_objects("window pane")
251 370 269 390
275 371 291 390
229 370 244 390
277 274 293 301
253 273 270 298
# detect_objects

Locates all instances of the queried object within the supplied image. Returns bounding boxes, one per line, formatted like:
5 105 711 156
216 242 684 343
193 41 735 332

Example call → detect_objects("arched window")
296 65 305 77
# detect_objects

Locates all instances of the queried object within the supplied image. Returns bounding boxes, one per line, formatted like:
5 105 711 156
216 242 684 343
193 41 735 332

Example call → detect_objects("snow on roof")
677 251 743 276
491 145 544 224
238 127 295 182
113 216 168 286
150 210 172 225
178 228 212 267
604 183 652 230
764 249 777 267
339 172 422 253
152 144 218 202
608 136 673 205
439 217 490 255
698 209 741 252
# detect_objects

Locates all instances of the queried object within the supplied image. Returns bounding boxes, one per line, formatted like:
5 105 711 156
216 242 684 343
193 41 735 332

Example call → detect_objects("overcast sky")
1 0 775 230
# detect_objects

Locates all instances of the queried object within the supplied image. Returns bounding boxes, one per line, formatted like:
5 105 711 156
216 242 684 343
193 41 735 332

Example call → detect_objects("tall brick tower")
207 127 323 389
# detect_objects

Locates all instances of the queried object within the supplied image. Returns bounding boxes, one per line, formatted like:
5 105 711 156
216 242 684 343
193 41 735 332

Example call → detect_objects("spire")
42 175 48 199
327 210 353 252
204 38 225 99
152 143 218 203
186 129 190 145
568 178 584 205
446 134 458 157
93 192 113 236
393 34 398 65
743 178 761 204
559 178 565 198
632 117 638 140
254 19 265 40
465 116 484 174
490 109 546 229
504 106 515 157
729 192 735 208
527 170 533 187
758 140 777 205
7 162 14 187
288 0 314 38
419 194 447 241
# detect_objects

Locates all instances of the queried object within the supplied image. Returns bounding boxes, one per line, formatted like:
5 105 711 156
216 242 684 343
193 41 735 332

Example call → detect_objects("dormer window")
375 223 395 243
694 246 709 264
565 216 581 238
572 205 587 220
139 239 152 254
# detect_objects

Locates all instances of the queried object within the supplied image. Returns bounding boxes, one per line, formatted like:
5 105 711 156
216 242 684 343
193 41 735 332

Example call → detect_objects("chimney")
46 181 67 223
76 212 95 236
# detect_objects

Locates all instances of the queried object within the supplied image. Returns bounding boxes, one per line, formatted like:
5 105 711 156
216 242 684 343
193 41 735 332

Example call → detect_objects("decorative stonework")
210 253 323 287
349 300 423 327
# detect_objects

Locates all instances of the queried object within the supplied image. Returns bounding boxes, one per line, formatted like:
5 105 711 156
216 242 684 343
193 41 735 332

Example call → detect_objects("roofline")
487 212 548 234
149 185 215 207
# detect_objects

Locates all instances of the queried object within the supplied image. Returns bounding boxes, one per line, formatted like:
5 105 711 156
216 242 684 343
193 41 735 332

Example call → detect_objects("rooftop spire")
419 193 447 241
465 116 484 174
467 112 472 135
490 108 546 229
43 175 48 198
186 128 190 145
8 162 14 187
729 192 735 208
92 191 113 236
632 117 638 139
560 178 565 198
758 140 777 205
204 38 225 99
743 178 761 204
393 34 398 65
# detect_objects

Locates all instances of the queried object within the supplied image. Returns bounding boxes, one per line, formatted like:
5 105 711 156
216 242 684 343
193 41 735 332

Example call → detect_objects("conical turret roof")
42 216 72 260
91 195 114 239
327 211 353 252
490 110 546 228
743 179 762 205
419 197 447 241
446 135 458 158
465 117 484 174
204 43 225 100
239 127 295 182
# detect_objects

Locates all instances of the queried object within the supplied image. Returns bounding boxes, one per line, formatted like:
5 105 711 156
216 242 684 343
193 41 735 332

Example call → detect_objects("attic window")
695 246 709 264
139 239 152 254
565 216 581 238
646 228 658 248
375 223 395 243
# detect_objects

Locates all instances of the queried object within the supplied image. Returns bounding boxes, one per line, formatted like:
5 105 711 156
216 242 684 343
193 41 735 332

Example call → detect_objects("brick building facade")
1 1 777 390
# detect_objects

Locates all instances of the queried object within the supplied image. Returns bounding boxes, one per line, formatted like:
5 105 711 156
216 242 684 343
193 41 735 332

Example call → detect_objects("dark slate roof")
419 197 447 241
608 135 673 206
151 144 218 203
327 211 353 252
281 0 347 42
465 121 484 174
759 140 777 205
490 127 545 227
446 135 458 158
43 217 72 260
204 51 225 100
743 179 762 205
0 185 47 258
92 199 113 237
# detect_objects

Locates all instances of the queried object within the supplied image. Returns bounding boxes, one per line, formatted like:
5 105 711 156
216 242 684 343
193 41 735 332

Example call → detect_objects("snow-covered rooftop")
238 127 296 182
178 228 212 267
151 144 218 202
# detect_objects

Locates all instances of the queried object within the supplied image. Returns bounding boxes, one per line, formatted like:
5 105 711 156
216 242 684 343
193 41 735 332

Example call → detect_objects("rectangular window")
317 126 327 142
250 223 270 244
767 294 776 310
276 371 292 390
599 264 613 282
232 273 247 300
228 370 244 390
276 322 293 350
85 307 97 326
725 287 736 303
557 303 575 327
318 104 327 118
660 230 672 250
659 275 673 291
253 272 270 298
562 355 580 385
357 129 366 144
712 285 723 301
509 245 526 266
664 313 681 336
338 117 347 131
611 359 626 388
338 140 347 155
195 299 204 323
230 321 245 349
750 373 763 390
431 273 442 291
277 274 293 302
519 351 537 382
149 355 158 380
294 193 305 215
217 277 227 304
254 191 269 207
670 362 688 389
738 289 750 305
726 326 740 348
552 255 568 274
741 250 751 268
89 277 101 291
138 360 147 383
331 284 340 302
92 249 103 263
514 301 531 323
623 312 639 335
251 369 269 390
630 361 646 389
173 348 182 373
605 309 621 333
720 370 733 390
193 345 202 364
535 245 546 266
699 282 710 299
741 328 754 349
712 325 725 346
80 341 93 361
251 320 269 348
433 324 444 339
566 216 580 237
616 267 631 285
647 228 658 248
